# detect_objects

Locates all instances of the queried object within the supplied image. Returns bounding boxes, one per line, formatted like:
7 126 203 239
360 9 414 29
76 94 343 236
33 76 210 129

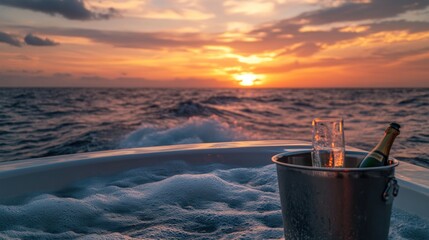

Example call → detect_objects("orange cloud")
224 0 276 15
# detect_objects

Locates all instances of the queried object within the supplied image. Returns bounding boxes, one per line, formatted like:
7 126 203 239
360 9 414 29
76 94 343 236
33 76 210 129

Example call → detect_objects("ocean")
0 88 428 167
0 88 429 239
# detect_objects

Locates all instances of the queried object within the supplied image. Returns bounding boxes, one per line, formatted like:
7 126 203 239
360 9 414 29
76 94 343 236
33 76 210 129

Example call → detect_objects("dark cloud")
0 31 21 47
11 17 429 56
53 72 72 78
10 14 429 56
5 69 43 74
367 20 429 33
373 46 429 59
242 0 429 54
13 27 214 49
86 31 208 49
289 42 322 57
0 0 118 20
24 33 59 46
243 19 429 55
290 0 429 25
79 30 210 49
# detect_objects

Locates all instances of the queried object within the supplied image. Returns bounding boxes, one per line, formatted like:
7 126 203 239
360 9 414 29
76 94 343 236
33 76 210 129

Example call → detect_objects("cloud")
368 20 429 33
224 0 276 15
373 46 429 59
0 31 21 47
53 72 73 78
24 33 59 46
242 17 429 55
5 69 43 74
237 0 429 55
87 0 215 20
141 8 214 20
0 0 119 20
290 0 429 25
11 17 429 56
13 27 215 49
289 42 322 57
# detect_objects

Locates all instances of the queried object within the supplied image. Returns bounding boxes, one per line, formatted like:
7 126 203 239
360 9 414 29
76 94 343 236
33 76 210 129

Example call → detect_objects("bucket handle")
383 177 399 203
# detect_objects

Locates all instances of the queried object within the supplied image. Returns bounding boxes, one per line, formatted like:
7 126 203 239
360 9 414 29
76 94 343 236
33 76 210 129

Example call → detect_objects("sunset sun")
233 73 264 87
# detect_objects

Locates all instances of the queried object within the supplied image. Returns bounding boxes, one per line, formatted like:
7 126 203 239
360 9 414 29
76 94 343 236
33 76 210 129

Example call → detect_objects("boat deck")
0 140 428 219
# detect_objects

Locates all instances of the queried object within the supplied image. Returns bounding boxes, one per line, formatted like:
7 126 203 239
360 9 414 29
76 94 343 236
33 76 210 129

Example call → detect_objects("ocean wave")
407 134 429 143
251 97 285 103
12 91 36 100
397 96 429 107
31 122 76 133
240 108 280 117
398 98 419 105
169 100 222 117
33 130 116 159
202 95 241 104
119 117 253 148
292 101 315 108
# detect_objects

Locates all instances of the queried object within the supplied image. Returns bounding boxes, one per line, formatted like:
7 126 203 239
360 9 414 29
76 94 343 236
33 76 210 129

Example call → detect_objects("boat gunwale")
0 140 427 219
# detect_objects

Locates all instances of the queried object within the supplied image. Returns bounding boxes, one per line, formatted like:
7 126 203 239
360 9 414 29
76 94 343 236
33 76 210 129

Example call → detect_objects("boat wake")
119 117 256 148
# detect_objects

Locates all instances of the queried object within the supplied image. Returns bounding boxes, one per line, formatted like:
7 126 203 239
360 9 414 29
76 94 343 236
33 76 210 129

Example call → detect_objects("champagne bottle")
358 123 400 168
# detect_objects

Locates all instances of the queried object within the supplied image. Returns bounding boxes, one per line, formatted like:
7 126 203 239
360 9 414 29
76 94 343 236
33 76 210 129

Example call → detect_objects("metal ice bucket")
272 150 399 240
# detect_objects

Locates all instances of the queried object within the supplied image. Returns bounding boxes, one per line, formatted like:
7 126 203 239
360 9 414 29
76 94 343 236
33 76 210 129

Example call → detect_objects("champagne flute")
312 118 345 168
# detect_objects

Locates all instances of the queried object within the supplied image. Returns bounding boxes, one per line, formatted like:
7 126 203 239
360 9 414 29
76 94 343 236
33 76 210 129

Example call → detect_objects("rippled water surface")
0 88 428 167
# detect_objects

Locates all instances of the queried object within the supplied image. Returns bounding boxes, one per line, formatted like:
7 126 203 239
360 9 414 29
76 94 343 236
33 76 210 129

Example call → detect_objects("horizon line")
1 86 428 90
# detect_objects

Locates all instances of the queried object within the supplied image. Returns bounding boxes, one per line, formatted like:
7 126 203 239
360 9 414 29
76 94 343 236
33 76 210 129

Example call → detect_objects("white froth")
0 163 427 239
119 117 255 148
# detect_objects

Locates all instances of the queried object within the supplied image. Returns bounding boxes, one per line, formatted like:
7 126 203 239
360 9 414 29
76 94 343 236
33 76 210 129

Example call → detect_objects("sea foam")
119 117 255 148
0 163 427 239
0 163 283 239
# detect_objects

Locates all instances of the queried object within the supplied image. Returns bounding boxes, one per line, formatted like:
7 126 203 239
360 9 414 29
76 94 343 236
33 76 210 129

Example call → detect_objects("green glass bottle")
358 123 400 168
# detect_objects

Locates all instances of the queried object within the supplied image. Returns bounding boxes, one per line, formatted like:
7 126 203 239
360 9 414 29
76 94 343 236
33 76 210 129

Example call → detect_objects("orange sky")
0 0 428 88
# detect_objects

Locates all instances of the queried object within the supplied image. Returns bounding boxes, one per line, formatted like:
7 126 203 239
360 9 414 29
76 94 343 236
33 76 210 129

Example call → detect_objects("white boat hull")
0 140 428 219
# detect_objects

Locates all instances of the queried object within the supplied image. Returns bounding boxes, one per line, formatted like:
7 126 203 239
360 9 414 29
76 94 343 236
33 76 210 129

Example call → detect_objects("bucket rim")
272 150 399 172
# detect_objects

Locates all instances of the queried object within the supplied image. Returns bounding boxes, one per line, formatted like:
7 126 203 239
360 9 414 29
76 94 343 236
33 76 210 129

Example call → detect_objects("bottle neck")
374 127 399 156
